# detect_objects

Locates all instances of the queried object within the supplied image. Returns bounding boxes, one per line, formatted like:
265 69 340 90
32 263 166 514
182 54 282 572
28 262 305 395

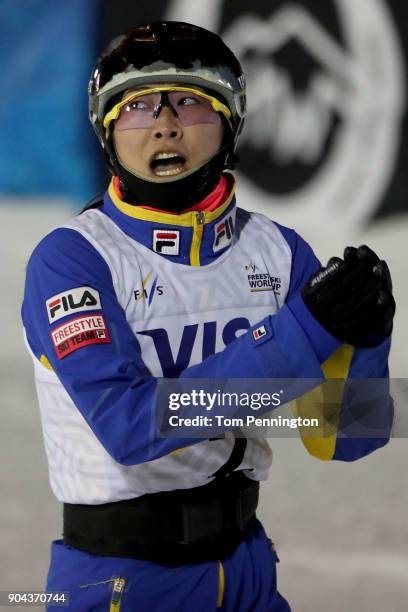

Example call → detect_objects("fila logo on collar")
153 229 180 255
213 214 234 252
46 287 101 323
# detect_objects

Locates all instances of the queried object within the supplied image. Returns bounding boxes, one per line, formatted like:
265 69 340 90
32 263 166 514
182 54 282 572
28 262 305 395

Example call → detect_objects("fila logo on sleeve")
153 229 180 255
46 287 101 323
253 325 267 341
213 214 234 252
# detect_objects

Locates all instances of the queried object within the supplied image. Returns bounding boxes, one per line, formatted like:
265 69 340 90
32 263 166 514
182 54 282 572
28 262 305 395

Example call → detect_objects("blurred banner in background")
0 0 102 204
1 0 407 224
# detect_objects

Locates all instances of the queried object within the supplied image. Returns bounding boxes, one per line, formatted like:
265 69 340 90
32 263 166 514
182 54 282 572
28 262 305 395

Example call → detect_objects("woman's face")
112 86 224 181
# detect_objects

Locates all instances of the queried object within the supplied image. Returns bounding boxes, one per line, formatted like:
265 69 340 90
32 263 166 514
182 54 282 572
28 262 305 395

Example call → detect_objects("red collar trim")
113 174 232 215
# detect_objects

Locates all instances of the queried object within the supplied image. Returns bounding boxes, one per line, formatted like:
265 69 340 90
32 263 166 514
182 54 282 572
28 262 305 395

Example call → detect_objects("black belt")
63 471 259 566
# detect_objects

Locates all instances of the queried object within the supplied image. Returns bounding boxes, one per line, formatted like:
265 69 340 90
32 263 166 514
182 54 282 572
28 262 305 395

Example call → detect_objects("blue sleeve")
22 227 332 467
332 338 394 461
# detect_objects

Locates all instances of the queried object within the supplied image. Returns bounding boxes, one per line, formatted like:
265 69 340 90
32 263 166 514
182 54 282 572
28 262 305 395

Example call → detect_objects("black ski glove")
301 245 395 348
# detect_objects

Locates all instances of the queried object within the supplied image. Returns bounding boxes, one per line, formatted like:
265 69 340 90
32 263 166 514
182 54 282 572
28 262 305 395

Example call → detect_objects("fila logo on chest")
153 229 180 255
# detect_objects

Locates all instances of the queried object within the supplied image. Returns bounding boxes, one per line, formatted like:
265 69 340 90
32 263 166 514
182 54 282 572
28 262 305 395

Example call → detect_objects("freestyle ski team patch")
51 314 110 359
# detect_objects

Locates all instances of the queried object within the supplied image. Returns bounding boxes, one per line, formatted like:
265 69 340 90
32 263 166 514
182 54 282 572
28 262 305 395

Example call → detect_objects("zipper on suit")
109 578 126 611
80 577 126 611
190 211 205 266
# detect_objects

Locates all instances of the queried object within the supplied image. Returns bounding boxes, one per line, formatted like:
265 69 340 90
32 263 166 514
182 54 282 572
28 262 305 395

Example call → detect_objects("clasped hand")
302 245 396 347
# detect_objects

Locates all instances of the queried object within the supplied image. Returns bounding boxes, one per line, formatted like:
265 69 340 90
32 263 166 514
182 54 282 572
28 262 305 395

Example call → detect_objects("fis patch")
153 230 180 255
253 325 267 341
46 287 101 323
51 314 110 359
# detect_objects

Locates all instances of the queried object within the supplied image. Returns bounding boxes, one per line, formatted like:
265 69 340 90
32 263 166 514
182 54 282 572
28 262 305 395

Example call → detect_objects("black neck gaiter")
112 144 232 212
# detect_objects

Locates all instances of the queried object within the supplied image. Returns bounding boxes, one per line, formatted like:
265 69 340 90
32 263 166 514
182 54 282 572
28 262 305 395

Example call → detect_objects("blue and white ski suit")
22 177 393 611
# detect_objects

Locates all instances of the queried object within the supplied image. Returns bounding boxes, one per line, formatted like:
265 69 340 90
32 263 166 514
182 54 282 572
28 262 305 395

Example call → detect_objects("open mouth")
150 152 187 177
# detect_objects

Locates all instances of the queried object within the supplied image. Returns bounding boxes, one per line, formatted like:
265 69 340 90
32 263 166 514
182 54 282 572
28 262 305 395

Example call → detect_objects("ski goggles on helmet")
103 86 232 138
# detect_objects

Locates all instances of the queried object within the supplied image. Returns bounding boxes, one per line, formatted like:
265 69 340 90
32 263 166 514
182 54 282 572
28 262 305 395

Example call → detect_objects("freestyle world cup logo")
244 260 281 293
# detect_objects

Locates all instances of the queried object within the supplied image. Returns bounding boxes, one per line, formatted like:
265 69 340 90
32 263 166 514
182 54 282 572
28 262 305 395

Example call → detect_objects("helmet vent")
133 33 157 42
131 25 157 43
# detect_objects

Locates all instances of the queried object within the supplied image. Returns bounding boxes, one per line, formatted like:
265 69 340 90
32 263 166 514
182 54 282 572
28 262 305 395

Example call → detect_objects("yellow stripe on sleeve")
40 354 53 371
291 344 354 460
168 445 193 458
